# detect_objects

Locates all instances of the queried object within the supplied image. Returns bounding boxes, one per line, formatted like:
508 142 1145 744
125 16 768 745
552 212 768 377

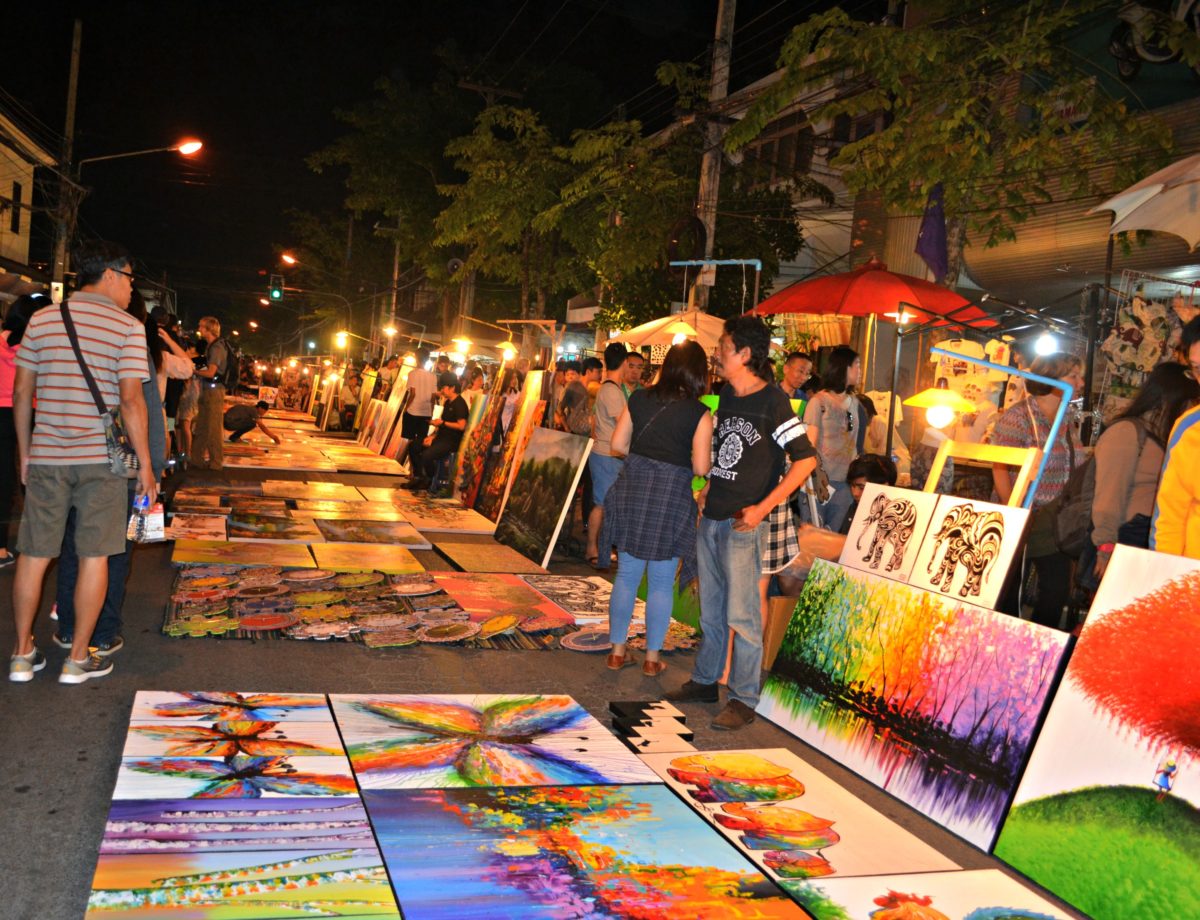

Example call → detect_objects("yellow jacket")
1152 404 1200 559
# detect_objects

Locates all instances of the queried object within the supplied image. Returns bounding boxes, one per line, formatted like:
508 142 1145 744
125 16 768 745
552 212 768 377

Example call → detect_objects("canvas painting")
121 720 345 758
99 797 375 853
493 427 592 570
908 494 1030 609
784 869 1073 920
474 371 545 521
757 559 1068 849
993 545 1200 920
172 540 315 568
363 784 805 919
431 573 569 623
169 492 222 508
329 694 655 788
164 515 227 542
314 517 431 549
87 847 399 917
226 496 291 515
129 691 334 723
388 495 495 534
261 480 366 502
367 366 410 454
640 749 958 882
301 504 410 523
434 539 549 574
520 574 643 625
178 481 263 496
310 542 425 575
227 512 325 544
456 367 510 508
450 391 489 497
838 484 939 583
111 753 358 799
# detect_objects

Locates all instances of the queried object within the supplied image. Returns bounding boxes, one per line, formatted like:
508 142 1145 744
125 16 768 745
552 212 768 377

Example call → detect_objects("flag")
915 183 948 282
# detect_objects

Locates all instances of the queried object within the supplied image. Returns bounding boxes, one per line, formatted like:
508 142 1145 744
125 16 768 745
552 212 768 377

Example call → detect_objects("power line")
524 0 612 92
496 0 573 88
467 0 532 82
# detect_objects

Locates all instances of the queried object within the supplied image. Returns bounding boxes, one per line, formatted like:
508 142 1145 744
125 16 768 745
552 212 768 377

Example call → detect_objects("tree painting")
759 559 1068 848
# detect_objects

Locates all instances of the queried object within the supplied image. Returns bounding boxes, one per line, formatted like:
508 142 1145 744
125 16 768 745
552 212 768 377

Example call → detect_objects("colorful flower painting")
329 694 658 788
757 559 1068 849
994 546 1200 920
364 784 806 918
130 691 332 722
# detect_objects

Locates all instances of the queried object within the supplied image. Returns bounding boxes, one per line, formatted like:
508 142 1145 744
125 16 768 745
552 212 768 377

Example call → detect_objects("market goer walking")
585 343 629 567
190 316 230 470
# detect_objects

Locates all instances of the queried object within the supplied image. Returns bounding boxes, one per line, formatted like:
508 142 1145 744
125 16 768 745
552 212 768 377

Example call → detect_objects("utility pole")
692 0 736 311
52 19 83 292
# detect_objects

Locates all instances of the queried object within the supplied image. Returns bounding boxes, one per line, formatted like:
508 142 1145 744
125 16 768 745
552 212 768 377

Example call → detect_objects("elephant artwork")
838 484 940 583
856 494 918 573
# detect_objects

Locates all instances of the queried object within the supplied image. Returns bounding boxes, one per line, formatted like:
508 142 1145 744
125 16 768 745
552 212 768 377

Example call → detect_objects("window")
9 182 20 234
742 109 816 187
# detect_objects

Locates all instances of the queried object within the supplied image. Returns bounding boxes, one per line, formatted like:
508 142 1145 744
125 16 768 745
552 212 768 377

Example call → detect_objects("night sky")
6 1 874 328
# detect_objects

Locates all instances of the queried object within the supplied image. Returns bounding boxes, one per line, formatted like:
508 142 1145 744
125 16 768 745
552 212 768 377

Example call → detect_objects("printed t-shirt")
628 389 706 470
405 367 437 417
706 382 816 521
16 293 149 466
591 380 626 456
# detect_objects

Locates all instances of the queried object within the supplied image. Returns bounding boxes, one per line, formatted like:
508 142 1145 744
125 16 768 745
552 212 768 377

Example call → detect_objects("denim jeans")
55 480 136 646
822 480 854 530
609 552 677 650
694 516 766 707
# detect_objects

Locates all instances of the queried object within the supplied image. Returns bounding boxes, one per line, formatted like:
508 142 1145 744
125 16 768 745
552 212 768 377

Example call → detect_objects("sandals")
606 652 637 670
642 658 667 677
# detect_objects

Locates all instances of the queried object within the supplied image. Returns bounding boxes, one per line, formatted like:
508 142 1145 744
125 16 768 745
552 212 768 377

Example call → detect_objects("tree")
725 2 1199 277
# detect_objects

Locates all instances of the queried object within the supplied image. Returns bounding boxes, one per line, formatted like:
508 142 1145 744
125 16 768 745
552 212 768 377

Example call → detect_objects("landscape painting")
363 784 806 918
310 542 425 575
261 480 366 502
227 512 325 544
838 484 938 583
329 693 656 788
313 518 432 549
757 559 1068 849
493 427 592 569
164 515 227 542
434 539 549 574
993 545 1200 920
474 370 545 521
172 539 315 568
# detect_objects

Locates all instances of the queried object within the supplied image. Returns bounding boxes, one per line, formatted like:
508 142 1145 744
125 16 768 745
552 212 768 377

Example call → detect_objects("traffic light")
268 274 284 301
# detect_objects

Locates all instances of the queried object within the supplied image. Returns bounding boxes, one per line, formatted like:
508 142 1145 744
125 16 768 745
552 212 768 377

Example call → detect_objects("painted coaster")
560 627 614 653
281 568 337 583
287 621 359 640
236 597 295 614
166 614 240 637
291 590 347 607
405 592 459 611
363 627 419 648
417 621 481 643
237 573 284 588
355 612 421 631
518 613 575 634
173 602 231 619
183 575 238 590
180 565 240 578
350 600 401 616
417 608 470 625
238 610 301 631
235 584 290 599
297 604 356 622
478 613 523 639
172 588 231 604
334 572 385 588
388 581 440 597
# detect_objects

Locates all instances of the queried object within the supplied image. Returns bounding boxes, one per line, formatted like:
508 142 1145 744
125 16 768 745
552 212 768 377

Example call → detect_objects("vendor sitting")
407 372 468 491
224 401 282 445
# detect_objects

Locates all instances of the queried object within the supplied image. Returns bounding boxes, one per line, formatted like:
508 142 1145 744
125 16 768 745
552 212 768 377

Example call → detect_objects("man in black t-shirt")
666 316 818 731
407 372 469 490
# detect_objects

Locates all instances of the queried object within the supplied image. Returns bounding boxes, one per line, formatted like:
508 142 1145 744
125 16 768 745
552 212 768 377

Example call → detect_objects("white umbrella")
608 308 728 353
1090 152 1200 250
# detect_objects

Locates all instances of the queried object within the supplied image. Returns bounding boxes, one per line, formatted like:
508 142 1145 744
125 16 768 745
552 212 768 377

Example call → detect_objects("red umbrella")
753 257 994 327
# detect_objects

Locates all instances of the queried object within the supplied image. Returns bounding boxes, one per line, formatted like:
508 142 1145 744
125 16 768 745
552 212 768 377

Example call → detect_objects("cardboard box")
763 595 797 671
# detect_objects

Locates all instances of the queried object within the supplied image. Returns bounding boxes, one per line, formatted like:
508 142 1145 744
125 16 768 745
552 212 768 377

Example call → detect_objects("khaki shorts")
16 464 130 558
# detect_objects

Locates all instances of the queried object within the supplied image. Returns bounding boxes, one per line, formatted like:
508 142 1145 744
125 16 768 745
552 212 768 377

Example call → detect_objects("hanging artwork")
757 559 1068 849
313 518 432 550
310 542 425 575
164 515 227 542
993 546 1200 920
521 574 645 625
227 512 325 544
784 869 1072 919
363 784 807 918
493 427 593 569
640 749 958 883
329 693 657 788
434 539 549 574
908 494 1029 609
838 484 939 582
261 480 366 502
456 366 510 508
172 540 315 568
474 370 546 521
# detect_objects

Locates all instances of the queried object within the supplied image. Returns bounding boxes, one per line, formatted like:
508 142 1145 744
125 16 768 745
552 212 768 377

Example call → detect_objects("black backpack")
215 337 241 390
1054 417 1146 557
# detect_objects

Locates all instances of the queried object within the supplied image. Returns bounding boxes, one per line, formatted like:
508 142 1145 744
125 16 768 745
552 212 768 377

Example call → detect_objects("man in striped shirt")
9 241 157 685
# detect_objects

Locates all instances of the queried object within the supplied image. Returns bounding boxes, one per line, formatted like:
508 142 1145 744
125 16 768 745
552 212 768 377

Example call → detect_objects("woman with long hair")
802 345 862 527
601 341 713 676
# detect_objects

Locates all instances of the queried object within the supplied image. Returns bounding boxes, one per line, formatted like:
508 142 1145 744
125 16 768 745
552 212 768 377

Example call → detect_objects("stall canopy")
609 308 728 353
1090 152 1200 251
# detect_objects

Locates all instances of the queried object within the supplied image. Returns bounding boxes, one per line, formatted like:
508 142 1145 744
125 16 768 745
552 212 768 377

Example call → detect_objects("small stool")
429 452 458 494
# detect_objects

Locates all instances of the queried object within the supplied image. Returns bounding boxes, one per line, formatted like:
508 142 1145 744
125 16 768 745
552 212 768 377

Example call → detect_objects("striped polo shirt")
16 292 148 466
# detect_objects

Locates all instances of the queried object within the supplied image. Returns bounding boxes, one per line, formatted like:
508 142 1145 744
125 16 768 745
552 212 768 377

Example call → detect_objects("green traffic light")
269 288 282 301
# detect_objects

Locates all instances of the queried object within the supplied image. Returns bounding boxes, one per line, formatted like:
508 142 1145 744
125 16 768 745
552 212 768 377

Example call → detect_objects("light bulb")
671 332 688 345
925 404 956 429
1034 333 1058 356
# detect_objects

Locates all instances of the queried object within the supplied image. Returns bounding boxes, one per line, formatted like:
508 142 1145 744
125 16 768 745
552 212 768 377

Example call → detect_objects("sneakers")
52 632 72 649
663 679 720 703
712 699 757 731
0 552 15 570
59 653 114 684
9 647 46 682
55 633 122 655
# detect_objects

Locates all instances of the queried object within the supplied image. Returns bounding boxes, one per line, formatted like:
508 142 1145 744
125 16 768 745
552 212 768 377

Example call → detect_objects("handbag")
60 303 140 479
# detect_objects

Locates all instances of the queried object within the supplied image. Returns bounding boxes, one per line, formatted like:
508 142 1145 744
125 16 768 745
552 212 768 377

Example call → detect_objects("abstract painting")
164 514 227 542
838 484 938 583
993 545 1200 920
784 869 1072 920
433 539 549 574
129 691 333 722
121 720 344 758
172 540 315 568
640 749 958 882
475 371 546 521
493 427 593 569
111 754 358 799
87 847 399 917
520 574 644 625
757 559 1068 849
228 512 325 544
431 573 569 623
328 694 657 788
310 542 425 575
909 494 1029 609
364 784 807 918
456 368 514 509
314 518 432 550
261 480 366 502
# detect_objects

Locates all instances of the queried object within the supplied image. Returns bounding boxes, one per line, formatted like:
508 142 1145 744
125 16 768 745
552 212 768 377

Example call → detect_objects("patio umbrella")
609 308 728 353
1090 152 1200 250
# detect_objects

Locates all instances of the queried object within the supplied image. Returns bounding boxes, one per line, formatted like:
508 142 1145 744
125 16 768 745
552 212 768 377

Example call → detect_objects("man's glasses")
112 268 136 283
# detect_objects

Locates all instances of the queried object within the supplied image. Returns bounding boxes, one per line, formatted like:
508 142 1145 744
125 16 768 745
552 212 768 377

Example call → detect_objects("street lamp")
77 139 203 171
248 320 259 330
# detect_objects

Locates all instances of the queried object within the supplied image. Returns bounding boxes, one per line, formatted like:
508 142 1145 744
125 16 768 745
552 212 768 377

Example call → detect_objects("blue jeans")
822 480 854 530
56 481 136 646
609 552 677 650
694 516 766 707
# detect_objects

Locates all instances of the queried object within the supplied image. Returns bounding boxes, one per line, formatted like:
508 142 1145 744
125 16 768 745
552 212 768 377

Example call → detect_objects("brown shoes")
606 652 636 670
642 659 667 677
712 699 756 731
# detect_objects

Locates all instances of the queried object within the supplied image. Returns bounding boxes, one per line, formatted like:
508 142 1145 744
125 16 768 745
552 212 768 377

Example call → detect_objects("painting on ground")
129 690 334 722
364 784 806 919
838 484 939 583
908 494 1029 609
329 693 657 788
388 495 495 534
120 719 345 758
640 749 958 883
227 511 325 544
993 545 1200 920
87 846 399 917
431 573 568 622
474 370 545 521
520 574 644 625
310 542 425 575
111 753 358 799
313 518 432 550
757 559 1068 849
261 480 366 502
785 869 1072 920
171 539 315 568
164 514 227 542
434 539 549 574
493 427 593 569
295 500 409 522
